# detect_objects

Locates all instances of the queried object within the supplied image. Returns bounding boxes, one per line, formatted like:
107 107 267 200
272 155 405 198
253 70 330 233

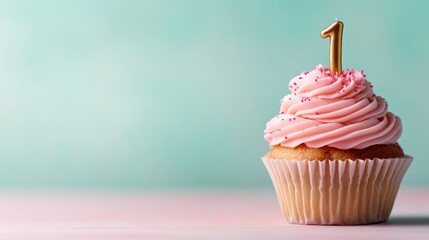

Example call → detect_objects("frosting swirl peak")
264 65 402 150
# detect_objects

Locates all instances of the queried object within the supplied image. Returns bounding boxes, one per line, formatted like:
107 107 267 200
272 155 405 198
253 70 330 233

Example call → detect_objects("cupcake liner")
262 156 412 225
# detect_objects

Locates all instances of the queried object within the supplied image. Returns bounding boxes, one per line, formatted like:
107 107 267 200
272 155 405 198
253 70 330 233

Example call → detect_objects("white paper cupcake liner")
262 156 412 225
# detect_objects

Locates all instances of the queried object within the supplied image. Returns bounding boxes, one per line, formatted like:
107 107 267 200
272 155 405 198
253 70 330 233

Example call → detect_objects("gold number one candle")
321 20 344 75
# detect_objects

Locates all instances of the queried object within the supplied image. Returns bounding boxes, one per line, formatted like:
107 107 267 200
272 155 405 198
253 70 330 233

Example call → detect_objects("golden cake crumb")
265 143 404 160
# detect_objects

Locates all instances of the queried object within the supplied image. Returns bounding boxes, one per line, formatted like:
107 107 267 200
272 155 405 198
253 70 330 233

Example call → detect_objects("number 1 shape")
321 21 344 75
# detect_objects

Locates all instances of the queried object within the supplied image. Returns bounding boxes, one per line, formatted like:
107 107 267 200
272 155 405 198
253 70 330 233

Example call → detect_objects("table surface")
0 188 427 240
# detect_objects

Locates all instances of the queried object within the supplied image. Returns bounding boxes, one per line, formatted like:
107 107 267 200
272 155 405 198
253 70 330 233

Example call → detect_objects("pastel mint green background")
0 0 426 189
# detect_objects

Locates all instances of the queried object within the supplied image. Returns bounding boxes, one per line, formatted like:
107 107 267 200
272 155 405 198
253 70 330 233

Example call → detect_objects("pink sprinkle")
304 71 309 75
315 112 319 115
280 111 284 114
293 117 296 120
293 82 297 85
299 77 303 79
315 79 318 82
284 136 288 139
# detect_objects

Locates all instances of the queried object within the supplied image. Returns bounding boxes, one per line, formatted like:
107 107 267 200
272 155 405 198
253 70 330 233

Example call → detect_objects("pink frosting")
264 65 402 150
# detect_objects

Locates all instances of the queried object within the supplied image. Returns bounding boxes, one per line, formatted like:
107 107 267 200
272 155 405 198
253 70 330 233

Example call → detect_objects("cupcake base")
262 156 412 225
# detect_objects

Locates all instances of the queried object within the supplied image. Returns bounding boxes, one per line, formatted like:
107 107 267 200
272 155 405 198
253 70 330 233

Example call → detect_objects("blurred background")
0 0 427 190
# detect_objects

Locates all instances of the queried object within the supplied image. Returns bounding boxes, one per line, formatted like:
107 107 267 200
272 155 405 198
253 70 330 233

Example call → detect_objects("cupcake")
262 64 412 225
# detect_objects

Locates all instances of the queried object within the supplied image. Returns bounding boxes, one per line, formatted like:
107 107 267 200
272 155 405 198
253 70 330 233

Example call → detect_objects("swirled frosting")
264 65 402 149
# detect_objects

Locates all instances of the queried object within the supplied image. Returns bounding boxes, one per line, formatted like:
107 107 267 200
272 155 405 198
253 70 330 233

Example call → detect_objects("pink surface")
0 188 427 239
